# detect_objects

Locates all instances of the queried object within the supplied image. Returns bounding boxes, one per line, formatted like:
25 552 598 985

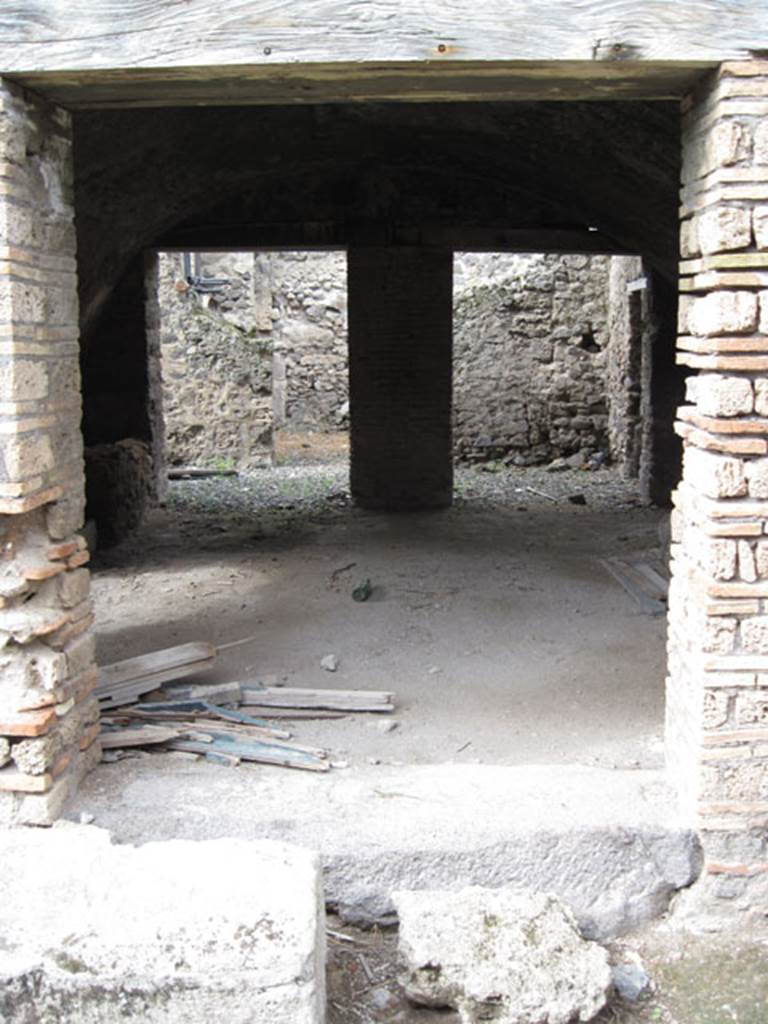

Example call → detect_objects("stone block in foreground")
394 885 611 1024
0 826 325 1024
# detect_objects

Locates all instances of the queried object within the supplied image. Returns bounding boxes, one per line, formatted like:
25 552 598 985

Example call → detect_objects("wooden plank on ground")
161 681 242 704
97 642 216 692
99 724 183 748
128 701 292 739
240 686 394 712
167 736 331 772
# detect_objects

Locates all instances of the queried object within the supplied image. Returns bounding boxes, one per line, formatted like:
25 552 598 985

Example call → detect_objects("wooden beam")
1 1 766 79
8 61 708 108
157 222 631 255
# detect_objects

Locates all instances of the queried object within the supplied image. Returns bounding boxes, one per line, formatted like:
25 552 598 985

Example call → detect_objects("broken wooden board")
600 554 669 616
228 708 350 720
97 642 216 708
122 713 292 744
241 686 395 713
99 724 183 749
129 700 292 740
160 681 242 704
167 735 330 772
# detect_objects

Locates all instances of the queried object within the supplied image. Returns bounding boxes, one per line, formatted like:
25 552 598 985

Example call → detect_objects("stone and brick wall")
158 252 273 470
270 251 348 432
159 250 620 469
453 253 611 464
669 60 768 918
0 80 99 824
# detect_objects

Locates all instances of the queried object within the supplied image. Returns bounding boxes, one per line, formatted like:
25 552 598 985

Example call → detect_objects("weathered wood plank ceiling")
1 1 766 106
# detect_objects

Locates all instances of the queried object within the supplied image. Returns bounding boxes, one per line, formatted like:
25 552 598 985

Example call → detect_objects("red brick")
47 540 79 560
706 861 768 876
66 550 90 569
0 708 55 737
78 721 101 752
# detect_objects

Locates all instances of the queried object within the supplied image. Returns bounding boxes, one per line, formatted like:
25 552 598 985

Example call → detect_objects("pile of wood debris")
98 642 395 772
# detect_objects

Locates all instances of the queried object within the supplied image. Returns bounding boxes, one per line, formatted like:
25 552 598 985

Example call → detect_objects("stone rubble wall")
669 60 768 924
270 251 349 431
160 251 622 469
158 253 273 470
0 80 100 824
453 253 611 464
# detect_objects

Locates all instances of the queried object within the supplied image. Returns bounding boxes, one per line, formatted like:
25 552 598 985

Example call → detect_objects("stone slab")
0 826 325 1024
69 761 702 940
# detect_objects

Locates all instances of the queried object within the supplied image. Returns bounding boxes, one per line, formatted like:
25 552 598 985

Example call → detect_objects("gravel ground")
146 462 646 559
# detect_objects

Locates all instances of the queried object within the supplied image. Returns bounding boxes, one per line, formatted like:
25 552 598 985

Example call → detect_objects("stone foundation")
0 80 99 823
669 60 768 923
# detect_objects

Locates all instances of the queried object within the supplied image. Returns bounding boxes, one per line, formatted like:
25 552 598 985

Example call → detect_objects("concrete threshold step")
71 760 701 940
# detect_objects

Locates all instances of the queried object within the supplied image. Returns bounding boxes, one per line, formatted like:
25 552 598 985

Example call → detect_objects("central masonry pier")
668 59 768 923
347 246 453 511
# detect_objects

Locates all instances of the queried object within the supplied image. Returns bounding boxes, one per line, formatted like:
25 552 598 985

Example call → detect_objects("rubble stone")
755 207 768 250
611 960 651 1002
745 457 768 498
393 885 611 1024
756 120 768 165
680 217 699 257
710 120 753 168
697 207 752 254
10 732 63 776
684 448 747 498
688 291 758 337
740 616 768 654
691 374 753 417
738 540 758 581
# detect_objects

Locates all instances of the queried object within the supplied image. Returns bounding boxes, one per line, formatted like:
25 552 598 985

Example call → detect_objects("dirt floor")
83 440 768 1022
92 443 667 770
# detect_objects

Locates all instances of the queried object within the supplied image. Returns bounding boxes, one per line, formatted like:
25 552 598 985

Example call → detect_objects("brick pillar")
0 81 99 825
348 247 453 511
669 60 768 918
